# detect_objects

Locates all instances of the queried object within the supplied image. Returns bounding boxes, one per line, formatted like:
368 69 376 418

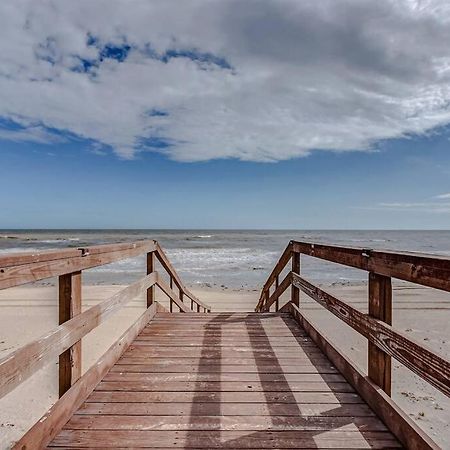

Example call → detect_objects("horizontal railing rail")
0 240 210 403
256 240 449 450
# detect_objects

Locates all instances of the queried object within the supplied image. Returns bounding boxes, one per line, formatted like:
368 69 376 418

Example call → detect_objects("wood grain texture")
59 271 82 398
47 312 400 450
0 241 157 289
291 272 450 397
0 273 157 400
13 302 163 450
368 272 392 395
286 302 439 450
292 240 450 292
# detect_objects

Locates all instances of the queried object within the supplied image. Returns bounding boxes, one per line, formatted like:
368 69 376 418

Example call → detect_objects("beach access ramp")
0 240 448 449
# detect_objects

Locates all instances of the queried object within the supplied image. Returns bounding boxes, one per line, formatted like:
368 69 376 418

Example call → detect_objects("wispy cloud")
2 1 450 161
363 200 450 213
434 193 450 199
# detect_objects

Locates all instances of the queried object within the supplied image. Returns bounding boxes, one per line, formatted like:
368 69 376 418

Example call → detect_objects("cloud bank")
1 0 450 162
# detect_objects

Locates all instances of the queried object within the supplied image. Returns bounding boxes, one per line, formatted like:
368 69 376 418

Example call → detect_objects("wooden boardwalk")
2 240 447 449
48 312 400 449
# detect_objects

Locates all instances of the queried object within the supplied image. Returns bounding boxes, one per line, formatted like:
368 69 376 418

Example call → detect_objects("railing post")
291 251 300 306
146 252 154 307
368 272 392 395
275 275 279 311
58 271 82 397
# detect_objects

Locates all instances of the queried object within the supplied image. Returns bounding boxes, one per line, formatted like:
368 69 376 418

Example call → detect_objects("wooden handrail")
0 240 210 405
257 239 449 450
154 242 211 312
0 272 157 399
256 240 450 396
291 272 450 397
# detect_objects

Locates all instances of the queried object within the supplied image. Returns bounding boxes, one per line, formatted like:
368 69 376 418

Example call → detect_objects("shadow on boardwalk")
185 312 391 449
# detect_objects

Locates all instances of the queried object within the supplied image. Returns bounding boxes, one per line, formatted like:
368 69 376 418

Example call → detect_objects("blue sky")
1 1 450 229
2 127 450 229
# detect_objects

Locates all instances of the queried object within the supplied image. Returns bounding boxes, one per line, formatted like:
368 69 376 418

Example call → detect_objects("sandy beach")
0 283 449 449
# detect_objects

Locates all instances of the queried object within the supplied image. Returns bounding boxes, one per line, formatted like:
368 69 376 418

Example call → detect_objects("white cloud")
1 0 450 162
366 201 450 213
434 193 450 199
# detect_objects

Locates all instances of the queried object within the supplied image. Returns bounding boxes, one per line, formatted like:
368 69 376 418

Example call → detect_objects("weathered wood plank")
292 240 450 292
76 401 374 416
0 273 157 400
95 380 355 393
59 271 82 398
48 429 402 448
154 242 210 311
286 302 439 450
0 241 157 289
291 252 300 306
111 363 339 374
13 302 163 450
261 272 292 312
256 241 293 311
146 252 154 307
155 274 192 313
368 272 392 396
291 272 450 397
64 414 387 431
102 372 345 383
86 390 364 404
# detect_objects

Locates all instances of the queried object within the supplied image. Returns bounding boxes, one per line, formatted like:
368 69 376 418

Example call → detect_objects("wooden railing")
0 240 210 402
256 240 449 450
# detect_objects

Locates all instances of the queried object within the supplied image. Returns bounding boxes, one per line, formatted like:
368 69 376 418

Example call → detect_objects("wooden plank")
64 414 387 432
0 241 157 289
118 355 333 365
368 272 392 396
286 302 439 450
76 401 374 416
111 363 339 374
155 274 191 313
0 273 157 400
154 243 210 312
95 380 355 393
59 271 82 398
102 372 346 383
291 251 300 306
291 273 450 397
86 390 364 404
13 302 163 450
256 241 293 311
292 240 450 292
146 252 154 307
48 429 402 448
261 272 292 312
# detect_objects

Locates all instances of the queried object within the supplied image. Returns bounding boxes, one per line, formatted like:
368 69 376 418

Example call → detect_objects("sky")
1 0 450 229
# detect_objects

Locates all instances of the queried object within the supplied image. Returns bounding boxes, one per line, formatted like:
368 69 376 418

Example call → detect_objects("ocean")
1 229 449 289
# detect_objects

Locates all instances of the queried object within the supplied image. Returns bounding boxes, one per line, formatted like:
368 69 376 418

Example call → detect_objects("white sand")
0 283 449 449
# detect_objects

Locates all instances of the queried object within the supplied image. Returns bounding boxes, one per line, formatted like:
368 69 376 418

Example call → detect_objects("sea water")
1 229 449 289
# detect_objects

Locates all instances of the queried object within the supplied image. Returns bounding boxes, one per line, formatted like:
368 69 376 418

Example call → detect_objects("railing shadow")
185 312 389 448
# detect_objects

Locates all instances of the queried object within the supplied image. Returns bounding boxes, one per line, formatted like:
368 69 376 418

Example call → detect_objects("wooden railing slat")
291 251 300 306
285 302 439 450
262 272 292 312
0 272 157 400
13 302 165 450
291 273 450 397
292 240 450 292
154 243 210 311
156 274 192 313
0 241 157 290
